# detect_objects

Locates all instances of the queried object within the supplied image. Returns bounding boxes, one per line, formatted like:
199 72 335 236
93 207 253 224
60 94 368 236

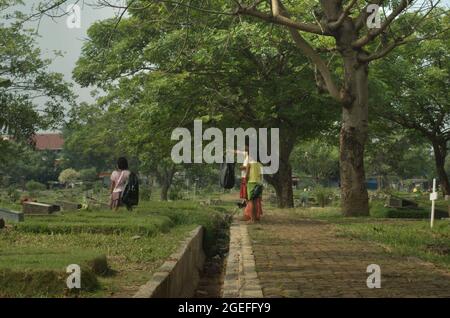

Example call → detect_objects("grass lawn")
0 200 230 298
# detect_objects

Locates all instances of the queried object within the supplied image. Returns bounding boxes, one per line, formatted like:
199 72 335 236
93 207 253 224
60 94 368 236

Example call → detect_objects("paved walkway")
247 210 450 298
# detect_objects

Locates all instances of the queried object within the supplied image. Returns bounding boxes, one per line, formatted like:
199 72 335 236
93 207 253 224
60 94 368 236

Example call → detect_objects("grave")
386 196 418 208
22 202 60 215
0 208 24 222
55 201 82 211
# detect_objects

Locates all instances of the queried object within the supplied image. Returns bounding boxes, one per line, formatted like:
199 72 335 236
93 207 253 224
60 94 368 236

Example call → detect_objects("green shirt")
248 162 262 183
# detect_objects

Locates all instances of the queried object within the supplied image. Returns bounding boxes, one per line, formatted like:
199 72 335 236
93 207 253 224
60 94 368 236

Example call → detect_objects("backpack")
220 163 235 189
122 172 139 209
249 184 263 200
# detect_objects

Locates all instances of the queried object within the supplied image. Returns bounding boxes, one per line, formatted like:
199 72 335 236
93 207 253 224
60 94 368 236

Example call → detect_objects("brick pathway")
247 209 450 298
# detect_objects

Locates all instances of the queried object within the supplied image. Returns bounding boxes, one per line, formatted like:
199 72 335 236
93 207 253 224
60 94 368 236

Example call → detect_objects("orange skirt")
243 197 263 221
239 177 247 199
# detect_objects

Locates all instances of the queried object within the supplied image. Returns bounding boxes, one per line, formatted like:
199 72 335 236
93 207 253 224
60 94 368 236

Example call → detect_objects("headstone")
55 201 82 211
387 196 418 208
0 218 5 229
22 202 60 215
0 208 24 222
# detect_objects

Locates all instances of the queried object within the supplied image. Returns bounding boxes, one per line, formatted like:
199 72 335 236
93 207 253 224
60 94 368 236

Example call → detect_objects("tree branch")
289 29 341 102
328 0 359 30
236 2 331 36
353 0 411 48
354 0 385 31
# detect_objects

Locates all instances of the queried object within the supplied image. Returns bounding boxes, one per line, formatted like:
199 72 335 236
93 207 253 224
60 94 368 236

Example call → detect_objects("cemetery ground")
0 188 232 298
1 186 450 297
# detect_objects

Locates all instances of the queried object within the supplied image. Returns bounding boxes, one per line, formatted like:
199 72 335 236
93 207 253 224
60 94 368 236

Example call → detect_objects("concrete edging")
134 226 205 298
223 220 263 298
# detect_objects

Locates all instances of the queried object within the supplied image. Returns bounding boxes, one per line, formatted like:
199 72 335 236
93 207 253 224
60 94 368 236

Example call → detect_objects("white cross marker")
430 178 438 228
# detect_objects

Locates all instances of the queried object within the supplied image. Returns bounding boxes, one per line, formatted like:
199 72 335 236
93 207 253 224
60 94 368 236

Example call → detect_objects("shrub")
79 168 98 182
25 180 46 192
169 186 183 201
93 181 105 193
313 186 334 207
140 185 152 201
58 169 80 185
7 186 20 203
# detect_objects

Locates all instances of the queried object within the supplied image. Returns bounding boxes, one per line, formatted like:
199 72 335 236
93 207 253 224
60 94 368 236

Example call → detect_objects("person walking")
110 157 131 211
243 153 263 223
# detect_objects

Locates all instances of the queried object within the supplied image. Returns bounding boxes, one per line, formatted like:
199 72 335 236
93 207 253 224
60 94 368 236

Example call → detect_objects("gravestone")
55 201 82 211
22 202 60 215
387 196 418 208
0 208 24 222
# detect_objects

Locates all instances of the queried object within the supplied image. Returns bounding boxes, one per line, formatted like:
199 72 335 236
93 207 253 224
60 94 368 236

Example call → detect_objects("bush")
313 186 334 207
25 180 46 192
58 169 80 185
79 168 98 183
140 185 152 201
169 186 183 201
93 181 105 193
7 186 20 203
371 205 449 219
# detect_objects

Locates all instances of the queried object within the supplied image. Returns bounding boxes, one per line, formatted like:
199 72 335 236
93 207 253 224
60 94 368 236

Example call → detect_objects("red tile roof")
32 133 64 151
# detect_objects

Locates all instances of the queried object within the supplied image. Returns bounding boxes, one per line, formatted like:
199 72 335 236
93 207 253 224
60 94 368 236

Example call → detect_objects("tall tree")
0 0 73 153
371 12 450 193
232 0 446 215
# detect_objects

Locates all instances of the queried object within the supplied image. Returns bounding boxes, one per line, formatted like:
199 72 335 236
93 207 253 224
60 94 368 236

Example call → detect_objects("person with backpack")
243 152 263 223
110 157 136 211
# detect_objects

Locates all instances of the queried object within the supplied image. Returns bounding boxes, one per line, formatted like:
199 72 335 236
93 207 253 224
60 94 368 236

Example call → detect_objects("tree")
0 0 73 154
62 102 124 172
365 121 436 181
371 12 450 194
71 6 338 207
291 139 340 184
25 0 447 214
231 0 446 215
0 141 62 186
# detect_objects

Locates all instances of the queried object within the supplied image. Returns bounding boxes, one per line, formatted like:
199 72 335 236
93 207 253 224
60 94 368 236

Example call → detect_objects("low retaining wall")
223 220 263 298
134 226 205 298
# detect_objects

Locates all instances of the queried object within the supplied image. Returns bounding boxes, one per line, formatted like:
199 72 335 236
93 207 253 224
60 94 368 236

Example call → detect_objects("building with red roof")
32 133 64 152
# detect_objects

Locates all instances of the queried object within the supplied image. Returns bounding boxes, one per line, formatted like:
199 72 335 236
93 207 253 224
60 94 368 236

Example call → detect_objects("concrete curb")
223 220 263 298
133 226 205 298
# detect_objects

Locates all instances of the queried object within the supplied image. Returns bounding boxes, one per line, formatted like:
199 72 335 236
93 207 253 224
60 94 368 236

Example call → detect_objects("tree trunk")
156 165 176 201
337 24 370 216
431 139 450 195
160 182 170 201
264 134 294 208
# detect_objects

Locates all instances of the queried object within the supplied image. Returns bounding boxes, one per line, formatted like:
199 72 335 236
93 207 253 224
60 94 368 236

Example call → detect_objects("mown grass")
335 220 450 270
0 200 231 297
